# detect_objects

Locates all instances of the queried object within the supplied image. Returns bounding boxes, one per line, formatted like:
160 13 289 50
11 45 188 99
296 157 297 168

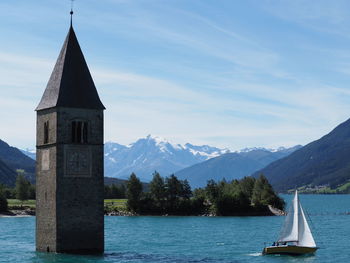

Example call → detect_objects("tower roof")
36 25 105 111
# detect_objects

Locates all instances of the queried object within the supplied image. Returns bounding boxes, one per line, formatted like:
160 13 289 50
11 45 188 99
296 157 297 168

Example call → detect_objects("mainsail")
277 191 316 247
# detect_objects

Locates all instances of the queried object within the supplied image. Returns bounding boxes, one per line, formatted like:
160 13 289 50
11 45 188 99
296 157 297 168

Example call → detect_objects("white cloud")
1 47 350 150
1 1 350 151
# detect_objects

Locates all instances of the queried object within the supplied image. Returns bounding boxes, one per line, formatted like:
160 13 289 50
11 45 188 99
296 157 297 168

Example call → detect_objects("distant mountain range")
10 118 350 193
17 135 298 186
0 139 35 186
104 135 229 182
3 135 230 186
175 146 301 188
253 118 350 191
12 135 301 188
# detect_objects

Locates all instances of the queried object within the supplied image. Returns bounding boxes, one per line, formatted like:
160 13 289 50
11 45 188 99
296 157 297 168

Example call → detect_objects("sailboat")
262 190 318 255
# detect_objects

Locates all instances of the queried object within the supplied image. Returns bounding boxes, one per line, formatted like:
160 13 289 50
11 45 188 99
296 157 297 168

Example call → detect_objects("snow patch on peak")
237 146 299 153
188 148 221 159
154 136 169 146
147 135 171 145
145 135 182 153
173 144 184 150
238 147 269 153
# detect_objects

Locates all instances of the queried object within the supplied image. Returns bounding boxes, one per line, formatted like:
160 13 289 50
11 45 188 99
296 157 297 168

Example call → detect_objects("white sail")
278 191 299 242
298 203 317 247
277 190 316 247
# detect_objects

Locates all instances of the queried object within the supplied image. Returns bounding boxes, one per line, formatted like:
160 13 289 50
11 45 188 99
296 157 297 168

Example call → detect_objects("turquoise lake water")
1 194 350 263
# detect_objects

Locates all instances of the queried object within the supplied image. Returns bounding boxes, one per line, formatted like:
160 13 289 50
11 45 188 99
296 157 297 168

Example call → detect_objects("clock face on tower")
65 146 91 177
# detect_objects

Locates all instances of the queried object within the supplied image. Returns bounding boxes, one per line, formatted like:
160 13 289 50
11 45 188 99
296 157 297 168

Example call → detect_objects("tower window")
72 121 88 143
44 121 49 144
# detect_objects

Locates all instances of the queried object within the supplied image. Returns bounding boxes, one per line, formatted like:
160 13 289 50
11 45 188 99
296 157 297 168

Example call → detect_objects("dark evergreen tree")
149 171 166 210
28 184 36 200
0 185 8 212
104 185 112 199
205 179 219 204
193 188 206 200
0 191 8 212
105 184 126 199
119 184 126 198
180 179 192 199
126 173 143 212
110 184 120 198
239 176 256 201
15 171 29 204
3 187 15 199
165 174 182 211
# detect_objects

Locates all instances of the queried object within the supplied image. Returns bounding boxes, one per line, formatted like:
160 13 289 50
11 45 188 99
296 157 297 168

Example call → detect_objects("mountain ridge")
252 118 350 191
104 135 229 181
0 139 36 186
175 146 301 188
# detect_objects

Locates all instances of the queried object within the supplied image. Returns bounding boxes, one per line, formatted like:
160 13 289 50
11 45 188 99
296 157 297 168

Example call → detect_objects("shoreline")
1 205 284 217
0 209 35 217
1 210 279 218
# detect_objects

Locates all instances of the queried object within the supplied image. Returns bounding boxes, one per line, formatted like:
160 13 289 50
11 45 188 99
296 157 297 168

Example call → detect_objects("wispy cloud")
79 2 286 78
1 45 350 150
1 1 350 150
260 0 350 37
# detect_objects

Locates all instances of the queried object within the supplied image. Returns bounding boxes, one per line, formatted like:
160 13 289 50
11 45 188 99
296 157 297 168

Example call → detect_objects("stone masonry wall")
36 107 104 253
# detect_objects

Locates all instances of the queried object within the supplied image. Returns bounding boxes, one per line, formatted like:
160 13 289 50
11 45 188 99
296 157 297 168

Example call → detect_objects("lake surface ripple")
1 194 349 263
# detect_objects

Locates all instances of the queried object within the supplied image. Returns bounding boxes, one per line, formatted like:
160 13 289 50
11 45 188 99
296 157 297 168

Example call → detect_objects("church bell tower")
35 14 105 254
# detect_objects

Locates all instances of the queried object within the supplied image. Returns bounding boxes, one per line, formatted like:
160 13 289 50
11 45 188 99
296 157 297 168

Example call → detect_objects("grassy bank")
7 199 36 208
295 182 350 194
104 199 127 210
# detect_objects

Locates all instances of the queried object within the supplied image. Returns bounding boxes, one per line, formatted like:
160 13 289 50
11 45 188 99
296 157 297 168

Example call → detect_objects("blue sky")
1 0 350 150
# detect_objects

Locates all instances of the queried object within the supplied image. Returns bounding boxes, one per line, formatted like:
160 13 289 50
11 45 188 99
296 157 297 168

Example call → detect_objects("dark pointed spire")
70 9 73 27
36 22 105 111
70 0 74 27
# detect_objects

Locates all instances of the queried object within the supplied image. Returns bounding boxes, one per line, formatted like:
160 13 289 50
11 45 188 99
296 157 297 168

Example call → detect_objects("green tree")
165 174 182 210
180 179 192 199
3 187 15 199
239 176 256 202
126 173 143 212
105 184 126 199
252 174 266 206
119 184 126 198
110 184 121 198
15 170 29 204
252 175 284 209
104 185 112 199
28 184 36 200
205 179 219 204
0 185 8 212
149 171 165 204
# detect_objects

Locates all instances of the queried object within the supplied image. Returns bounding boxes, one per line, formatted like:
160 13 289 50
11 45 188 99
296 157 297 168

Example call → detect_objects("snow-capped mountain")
104 135 229 181
19 135 301 186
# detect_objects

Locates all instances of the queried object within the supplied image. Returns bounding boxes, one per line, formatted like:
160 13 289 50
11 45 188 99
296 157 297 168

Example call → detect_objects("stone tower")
35 20 105 254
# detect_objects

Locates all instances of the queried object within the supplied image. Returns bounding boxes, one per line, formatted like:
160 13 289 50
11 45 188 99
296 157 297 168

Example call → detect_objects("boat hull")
263 245 318 255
